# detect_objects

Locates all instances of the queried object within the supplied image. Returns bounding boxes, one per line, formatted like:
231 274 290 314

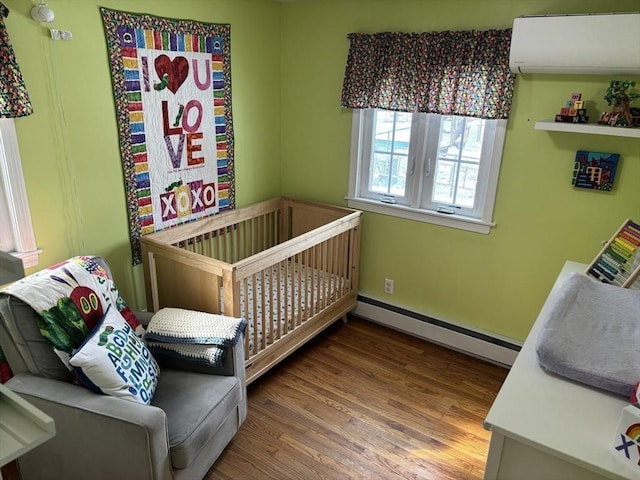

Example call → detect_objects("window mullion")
407 112 426 208
450 117 467 207
420 115 441 210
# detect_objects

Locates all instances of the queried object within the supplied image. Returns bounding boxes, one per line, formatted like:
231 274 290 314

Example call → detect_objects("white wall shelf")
534 120 640 138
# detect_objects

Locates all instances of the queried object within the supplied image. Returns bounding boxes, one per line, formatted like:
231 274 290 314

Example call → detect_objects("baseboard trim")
353 296 521 367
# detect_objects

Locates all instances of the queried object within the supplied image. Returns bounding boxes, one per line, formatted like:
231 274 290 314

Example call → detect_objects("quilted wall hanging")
100 8 234 265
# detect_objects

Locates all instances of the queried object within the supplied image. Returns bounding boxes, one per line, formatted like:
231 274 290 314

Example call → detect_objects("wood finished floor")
207 316 508 480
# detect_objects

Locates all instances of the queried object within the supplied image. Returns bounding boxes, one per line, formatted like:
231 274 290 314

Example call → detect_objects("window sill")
0 249 36 286
346 197 495 234
11 249 42 270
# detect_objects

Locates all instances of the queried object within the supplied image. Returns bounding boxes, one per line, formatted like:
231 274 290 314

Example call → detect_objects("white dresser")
483 261 640 480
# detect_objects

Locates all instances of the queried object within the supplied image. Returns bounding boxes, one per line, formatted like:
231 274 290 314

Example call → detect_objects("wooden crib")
140 197 361 384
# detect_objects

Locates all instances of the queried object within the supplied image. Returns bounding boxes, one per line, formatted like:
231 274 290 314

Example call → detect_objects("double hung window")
348 108 506 234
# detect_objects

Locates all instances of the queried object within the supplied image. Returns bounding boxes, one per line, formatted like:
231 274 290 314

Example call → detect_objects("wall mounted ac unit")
509 13 640 75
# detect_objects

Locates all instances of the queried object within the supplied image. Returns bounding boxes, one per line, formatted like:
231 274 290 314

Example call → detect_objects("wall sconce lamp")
30 1 55 23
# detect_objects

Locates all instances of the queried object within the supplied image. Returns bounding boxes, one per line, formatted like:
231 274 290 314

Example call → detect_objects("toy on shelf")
585 219 640 288
600 80 640 128
554 92 589 124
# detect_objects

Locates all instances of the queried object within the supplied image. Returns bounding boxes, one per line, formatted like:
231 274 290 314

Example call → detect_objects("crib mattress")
535 272 640 397
221 261 345 345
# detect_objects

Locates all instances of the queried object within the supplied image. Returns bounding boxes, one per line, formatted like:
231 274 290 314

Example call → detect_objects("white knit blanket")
145 308 246 346
145 308 246 367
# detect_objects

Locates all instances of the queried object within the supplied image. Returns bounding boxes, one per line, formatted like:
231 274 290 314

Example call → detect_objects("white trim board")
353 296 521 368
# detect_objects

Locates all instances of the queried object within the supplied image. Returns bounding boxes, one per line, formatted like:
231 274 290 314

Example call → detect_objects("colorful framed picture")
572 151 619 191
100 8 234 264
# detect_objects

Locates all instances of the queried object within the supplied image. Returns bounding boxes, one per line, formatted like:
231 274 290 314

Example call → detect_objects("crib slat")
214 229 224 262
241 277 248 355
336 235 342 297
291 253 298 327
284 256 291 333
318 242 325 310
309 247 316 320
252 216 257 257
309 246 320 315
344 232 350 295
263 212 269 251
296 254 303 326
240 277 250 355
300 249 311 322
224 227 230 262
221 227 227 262
231 225 236 262
293 253 298 327
272 264 279 340
273 211 277 246
323 240 330 310
260 269 267 351
337 234 343 297
331 238 336 305
276 261 282 340
348 226 360 291
341 231 348 296
250 274 258 354
267 265 275 345
240 220 247 260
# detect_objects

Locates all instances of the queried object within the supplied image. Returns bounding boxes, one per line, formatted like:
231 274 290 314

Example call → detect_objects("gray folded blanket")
536 272 640 397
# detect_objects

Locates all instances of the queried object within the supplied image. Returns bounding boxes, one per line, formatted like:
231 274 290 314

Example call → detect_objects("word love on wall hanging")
101 8 234 265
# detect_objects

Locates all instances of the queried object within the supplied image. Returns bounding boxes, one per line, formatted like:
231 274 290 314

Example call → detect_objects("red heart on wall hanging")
154 55 189 94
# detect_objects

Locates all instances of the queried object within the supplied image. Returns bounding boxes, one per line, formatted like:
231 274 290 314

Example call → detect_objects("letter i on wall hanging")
100 8 234 265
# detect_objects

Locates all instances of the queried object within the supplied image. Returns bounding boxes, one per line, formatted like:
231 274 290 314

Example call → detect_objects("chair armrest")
135 309 247 426
5 373 174 480
152 333 247 425
154 333 246 377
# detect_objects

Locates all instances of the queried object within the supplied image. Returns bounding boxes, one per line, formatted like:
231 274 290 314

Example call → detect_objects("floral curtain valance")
341 29 515 119
0 2 33 118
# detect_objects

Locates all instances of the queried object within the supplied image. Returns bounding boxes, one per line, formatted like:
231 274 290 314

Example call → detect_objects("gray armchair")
0 261 246 480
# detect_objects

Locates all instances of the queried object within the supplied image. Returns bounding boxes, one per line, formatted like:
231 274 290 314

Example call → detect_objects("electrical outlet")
384 278 394 294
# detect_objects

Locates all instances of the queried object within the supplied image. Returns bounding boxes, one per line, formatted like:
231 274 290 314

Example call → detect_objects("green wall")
5 0 282 308
6 0 640 342
279 0 640 340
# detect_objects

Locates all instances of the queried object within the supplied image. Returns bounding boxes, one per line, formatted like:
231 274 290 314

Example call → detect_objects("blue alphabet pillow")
69 306 160 404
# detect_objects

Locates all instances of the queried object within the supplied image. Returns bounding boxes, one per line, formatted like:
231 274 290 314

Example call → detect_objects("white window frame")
346 109 507 234
0 118 41 269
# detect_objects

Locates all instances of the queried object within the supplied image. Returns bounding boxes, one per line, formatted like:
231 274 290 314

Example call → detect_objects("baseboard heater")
353 295 521 367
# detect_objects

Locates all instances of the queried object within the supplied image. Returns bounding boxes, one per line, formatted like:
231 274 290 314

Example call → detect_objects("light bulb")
30 2 55 23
